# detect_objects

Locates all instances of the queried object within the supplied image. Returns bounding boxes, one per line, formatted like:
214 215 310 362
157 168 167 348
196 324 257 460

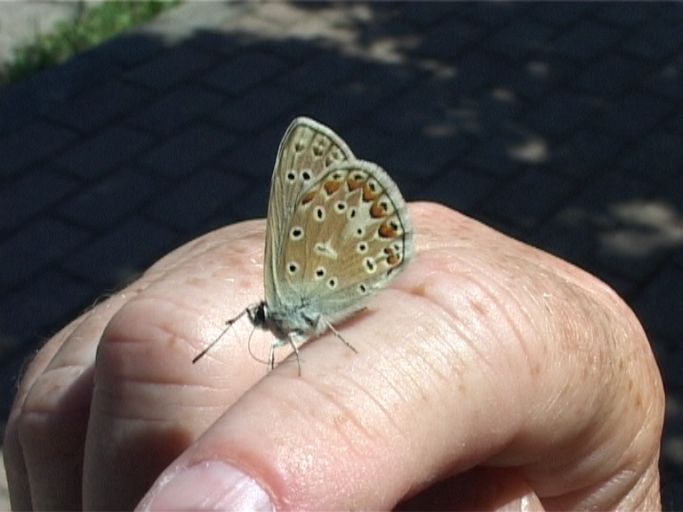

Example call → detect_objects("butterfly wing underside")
265 117 355 306
278 160 413 324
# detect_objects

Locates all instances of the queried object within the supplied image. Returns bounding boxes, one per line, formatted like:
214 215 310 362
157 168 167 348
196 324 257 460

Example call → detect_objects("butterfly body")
194 117 413 371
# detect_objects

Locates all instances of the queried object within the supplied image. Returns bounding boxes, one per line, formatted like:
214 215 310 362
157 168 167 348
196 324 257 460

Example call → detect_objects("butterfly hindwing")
278 160 413 323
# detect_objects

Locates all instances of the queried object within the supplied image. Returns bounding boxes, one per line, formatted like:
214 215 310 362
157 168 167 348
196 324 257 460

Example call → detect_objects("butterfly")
193 117 414 373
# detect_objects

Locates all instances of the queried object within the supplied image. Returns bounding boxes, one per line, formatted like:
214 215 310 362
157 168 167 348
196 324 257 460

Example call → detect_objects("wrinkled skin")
4 203 664 510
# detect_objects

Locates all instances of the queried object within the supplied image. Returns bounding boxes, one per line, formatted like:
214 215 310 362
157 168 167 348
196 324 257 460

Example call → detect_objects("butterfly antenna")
192 310 247 364
326 321 358 353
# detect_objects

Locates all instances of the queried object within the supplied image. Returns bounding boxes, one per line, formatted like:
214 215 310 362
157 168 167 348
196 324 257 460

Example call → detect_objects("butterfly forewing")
278 161 412 323
265 118 356 305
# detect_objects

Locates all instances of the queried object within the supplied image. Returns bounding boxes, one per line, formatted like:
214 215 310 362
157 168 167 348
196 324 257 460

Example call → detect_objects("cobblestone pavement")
1 1 682 508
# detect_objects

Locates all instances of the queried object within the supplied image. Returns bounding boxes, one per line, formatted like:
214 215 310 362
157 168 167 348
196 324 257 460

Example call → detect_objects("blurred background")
0 1 681 508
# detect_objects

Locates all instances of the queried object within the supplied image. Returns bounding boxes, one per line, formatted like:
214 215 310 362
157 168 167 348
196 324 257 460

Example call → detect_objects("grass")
1 0 180 86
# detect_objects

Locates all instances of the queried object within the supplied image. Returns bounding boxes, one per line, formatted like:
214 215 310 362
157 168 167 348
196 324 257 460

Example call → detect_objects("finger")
136 203 663 510
82 221 272 510
397 468 544 511
10 293 130 511
4 319 80 511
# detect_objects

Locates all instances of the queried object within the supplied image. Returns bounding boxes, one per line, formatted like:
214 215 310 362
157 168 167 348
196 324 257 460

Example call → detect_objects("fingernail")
141 461 273 511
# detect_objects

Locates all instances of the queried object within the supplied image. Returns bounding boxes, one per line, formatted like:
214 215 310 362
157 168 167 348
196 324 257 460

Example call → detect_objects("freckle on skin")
471 300 487 317
414 285 428 297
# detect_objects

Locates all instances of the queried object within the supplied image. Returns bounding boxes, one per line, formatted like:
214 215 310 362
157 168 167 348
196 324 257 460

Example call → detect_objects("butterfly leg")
285 335 302 376
268 343 276 371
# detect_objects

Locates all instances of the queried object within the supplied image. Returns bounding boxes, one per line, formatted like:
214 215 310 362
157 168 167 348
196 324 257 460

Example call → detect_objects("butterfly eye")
286 170 297 182
314 206 326 222
355 227 365 238
358 283 368 295
347 207 357 220
301 170 312 181
334 201 347 213
314 267 326 280
290 227 304 240
327 277 338 289
356 242 368 254
287 262 300 274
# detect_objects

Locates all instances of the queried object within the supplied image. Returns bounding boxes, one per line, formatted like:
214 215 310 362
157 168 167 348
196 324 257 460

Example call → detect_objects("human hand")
4 203 664 510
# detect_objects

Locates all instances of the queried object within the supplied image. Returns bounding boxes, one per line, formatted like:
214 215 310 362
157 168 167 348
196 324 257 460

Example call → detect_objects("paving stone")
220 128 282 182
621 132 683 184
575 55 645 95
623 19 683 60
0 121 77 177
463 135 524 177
17 49 124 104
137 1 252 45
572 171 678 281
593 3 657 27
125 45 219 90
341 123 404 165
524 92 600 137
146 169 248 232
140 124 235 177
128 84 225 135
530 218 596 269
0 218 90 289
200 53 286 95
373 81 461 135
413 166 498 213
60 218 176 287
395 2 461 27
56 125 154 179
223 178 269 221
645 62 683 101
212 84 304 132
461 2 529 27
0 271 95 353
381 130 470 179
0 81 58 136
488 20 555 57
301 85 390 130
0 168 78 232
278 53 360 94
414 17 484 60
551 128 623 179
529 3 593 26
94 31 167 68
552 20 622 61
634 265 683 339
592 93 672 139
46 80 151 133
481 168 575 230
58 167 161 229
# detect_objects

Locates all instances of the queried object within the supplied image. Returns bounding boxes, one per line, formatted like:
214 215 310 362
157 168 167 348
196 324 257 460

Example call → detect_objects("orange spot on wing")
378 221 398 238
347 177 365 191
386 253 400 266
363 183 379 202
370 201 387 219
301 190 317 205
324 180 341 195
